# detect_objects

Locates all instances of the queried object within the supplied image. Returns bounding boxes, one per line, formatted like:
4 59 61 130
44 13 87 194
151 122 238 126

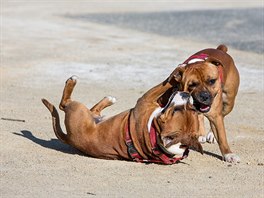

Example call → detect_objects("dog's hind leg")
90 96 116 121
59 76 78 111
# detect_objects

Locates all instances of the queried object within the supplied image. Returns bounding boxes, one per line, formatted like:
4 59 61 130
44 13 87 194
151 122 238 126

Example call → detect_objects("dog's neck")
147 107 163 132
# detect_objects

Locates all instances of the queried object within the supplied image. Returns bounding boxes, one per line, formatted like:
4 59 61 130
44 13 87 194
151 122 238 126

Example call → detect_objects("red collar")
183 53 209 64
125 121 186 164
217 65 224 84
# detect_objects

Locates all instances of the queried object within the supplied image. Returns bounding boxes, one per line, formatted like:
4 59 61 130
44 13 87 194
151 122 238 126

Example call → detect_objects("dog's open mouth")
193 100 211 113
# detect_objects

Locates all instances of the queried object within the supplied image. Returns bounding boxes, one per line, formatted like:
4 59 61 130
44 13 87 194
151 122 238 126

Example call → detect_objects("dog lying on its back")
42 76 203 164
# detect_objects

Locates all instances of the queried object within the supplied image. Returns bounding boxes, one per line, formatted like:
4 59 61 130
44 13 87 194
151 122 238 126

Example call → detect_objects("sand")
1 1 263 197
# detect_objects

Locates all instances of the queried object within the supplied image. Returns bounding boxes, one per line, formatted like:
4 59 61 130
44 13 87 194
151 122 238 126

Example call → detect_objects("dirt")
1 1 263 198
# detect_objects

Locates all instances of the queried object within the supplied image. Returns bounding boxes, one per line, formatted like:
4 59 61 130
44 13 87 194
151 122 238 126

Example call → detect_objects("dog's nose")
199 91 211 103
180 92 190 99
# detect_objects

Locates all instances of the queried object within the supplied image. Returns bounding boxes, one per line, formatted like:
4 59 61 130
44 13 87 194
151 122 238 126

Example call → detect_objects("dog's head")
154 92 203 158
168 57 223 113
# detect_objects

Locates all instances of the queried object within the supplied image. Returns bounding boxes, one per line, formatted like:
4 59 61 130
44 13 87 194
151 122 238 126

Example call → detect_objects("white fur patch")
188 58 204 64
147 107 163 132
70 75 78 81
224 153 241 163
163 92 188 112
189 96 194 105
198 136 207 144
147 92 189 132
170 92 188 106
166 142 185 156
206 132 216 144
106 96 117 104
178 63 187 67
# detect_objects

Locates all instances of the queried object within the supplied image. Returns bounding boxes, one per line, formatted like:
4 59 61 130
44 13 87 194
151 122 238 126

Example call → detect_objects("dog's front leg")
197 114 207 143
139 79 174 103
205 91 240 163
207 113 240 163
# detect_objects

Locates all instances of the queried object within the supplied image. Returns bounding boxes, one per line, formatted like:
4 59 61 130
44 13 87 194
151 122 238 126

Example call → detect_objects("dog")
162 44 240 163
42 76 203 164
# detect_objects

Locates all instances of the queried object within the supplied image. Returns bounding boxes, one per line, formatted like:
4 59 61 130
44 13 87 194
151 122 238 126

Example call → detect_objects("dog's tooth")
189 96 194 104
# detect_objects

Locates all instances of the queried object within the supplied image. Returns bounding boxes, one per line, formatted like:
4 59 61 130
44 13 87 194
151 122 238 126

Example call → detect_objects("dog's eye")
189 82 198 89
208 79 216 85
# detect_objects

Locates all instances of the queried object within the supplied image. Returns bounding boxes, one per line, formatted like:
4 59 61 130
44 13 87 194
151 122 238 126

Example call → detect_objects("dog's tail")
42 98 68 144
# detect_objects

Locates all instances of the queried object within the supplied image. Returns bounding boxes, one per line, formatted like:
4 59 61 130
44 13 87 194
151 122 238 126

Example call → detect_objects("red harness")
183 53 224 83
183 53 209 64
125 121 186 165
125 53 224 164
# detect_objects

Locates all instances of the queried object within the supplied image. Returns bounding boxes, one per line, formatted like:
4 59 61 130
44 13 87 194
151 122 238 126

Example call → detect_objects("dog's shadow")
199 150 222 161
14 131 222 162
14 130 84 156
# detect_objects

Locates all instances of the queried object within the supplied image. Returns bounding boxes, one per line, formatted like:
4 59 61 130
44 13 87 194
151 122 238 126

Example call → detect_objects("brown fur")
42 76 203 161
163 44 240 162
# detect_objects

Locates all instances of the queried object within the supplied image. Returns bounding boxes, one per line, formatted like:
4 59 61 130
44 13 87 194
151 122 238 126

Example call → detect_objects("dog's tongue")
200 104 210 112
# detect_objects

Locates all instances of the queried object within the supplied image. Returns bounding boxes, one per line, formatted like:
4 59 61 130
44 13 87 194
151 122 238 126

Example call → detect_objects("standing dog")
164 45 240 163
42 76 203 164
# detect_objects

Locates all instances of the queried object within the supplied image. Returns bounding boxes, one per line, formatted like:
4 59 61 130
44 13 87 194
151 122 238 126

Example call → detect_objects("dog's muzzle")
193 91 212 113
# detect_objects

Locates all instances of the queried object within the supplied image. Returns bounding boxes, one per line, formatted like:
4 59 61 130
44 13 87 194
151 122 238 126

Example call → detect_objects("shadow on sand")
14 130 84 156
14 130 223 162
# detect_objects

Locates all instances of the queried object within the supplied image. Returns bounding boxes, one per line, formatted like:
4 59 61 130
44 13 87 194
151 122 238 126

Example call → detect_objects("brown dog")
164 44 240 163
42 76 203 164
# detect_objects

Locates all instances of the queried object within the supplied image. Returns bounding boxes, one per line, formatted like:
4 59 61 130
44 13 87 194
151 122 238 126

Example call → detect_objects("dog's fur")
42 76 203 162
162 45 240 163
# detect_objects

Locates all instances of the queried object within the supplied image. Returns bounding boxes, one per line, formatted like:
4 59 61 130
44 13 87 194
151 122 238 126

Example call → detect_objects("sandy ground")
1 1 264 197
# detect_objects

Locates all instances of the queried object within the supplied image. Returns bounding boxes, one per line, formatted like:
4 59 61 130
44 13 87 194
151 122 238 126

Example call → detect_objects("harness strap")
217 65 224 83
125 121 183 164
125 124 143 162
149 123 183 164
183 53 209 64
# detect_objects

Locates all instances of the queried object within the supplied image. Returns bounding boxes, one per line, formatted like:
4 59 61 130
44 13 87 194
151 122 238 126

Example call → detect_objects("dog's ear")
167 66 185 85
191 138 204 155
217 44 228 53
159 107 174 123
206 57 224 67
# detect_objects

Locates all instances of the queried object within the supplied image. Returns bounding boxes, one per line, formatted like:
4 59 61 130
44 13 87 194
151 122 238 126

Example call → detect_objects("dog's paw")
224 153 240 163
198 136 207 144
105 96 117 104
66 75 78 84
70 75 78 81
206 132 216 144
